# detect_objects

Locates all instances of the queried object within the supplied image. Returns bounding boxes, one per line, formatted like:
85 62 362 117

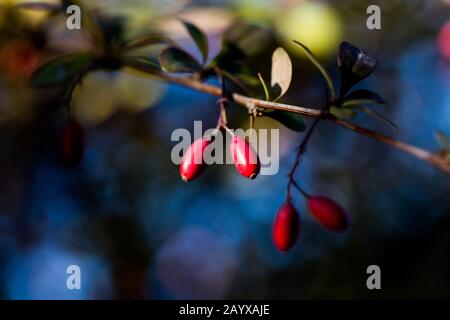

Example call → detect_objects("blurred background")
0 0 449 299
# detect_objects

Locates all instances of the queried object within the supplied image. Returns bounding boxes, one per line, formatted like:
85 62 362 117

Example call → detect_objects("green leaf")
357 106 398 131
344 89 385 104
435 131 450 151
29 53 92 88
271 47 292 101
338 41 377 80
210 41 247 74
221 71 252 96
234 74 260 87
258 73 270 101
180 20 208 64
120 34 170 51
265 110 306 132
330 106 356 120
342 98 385 108
293 40 335 101
338 41 377 97
124 57 161 74
343 89 385 106
95 14 126 48
223 22 273 57
158 47 202 73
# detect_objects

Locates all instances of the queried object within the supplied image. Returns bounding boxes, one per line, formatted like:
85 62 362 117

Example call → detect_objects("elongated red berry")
62 118 85 166
0 40 39 80
272 201 300 252
180 138 211 182
307 196 348 231
230 136 260 179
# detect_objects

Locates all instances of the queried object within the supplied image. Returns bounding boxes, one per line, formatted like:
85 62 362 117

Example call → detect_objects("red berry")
179 138 211 182
62 118 85 166
230 136 260 179
307 196 348 231
438 21 450 61
272 201 300 252
0 40 39 80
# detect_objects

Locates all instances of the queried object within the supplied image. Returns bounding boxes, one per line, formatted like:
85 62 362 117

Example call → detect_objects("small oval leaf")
124 57 161 74
338 41 377 79
224 22 273 57
330 106 356 120
344 89 385 105
265 110 306 132
120 34 170 51
180 20 209 64
233 73 260 87
158 47 202 73
271 47 292 101
29 53 92 88
342 99 384 108
357 106 398 131
220 71 252 96
210 41 247 74
338 41 377 97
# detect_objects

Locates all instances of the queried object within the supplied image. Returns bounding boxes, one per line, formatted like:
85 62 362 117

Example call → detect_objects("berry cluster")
180 134 261 182
273 194 348 252
178 113 348 253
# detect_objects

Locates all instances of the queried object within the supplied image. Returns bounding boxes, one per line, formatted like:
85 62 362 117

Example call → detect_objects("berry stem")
222 125 234 137
62 62 92 119
215 67 229 128
286 117 320 197
206 127 220 139
291 180 311 199
249 114 254 130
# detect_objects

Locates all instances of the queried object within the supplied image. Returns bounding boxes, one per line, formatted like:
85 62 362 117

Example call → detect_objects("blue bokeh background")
0 0 449 299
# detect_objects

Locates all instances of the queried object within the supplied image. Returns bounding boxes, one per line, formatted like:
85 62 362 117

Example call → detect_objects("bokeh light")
276 2 343 58
0 0 449 300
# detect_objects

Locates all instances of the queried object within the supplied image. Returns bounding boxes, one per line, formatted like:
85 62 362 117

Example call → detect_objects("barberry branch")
146 70 450 175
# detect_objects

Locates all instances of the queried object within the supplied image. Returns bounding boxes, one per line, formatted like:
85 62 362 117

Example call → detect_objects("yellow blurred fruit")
72 71 118 126
117 70 165 113
232 0 274 24
275 2 343 58
72 69 165 126
6 0 61 27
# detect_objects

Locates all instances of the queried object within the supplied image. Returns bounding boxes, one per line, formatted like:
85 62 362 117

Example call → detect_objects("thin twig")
153 71 323 117
215 67 228 128
291 180 310 199
286 117 320 199
287 83 332 199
